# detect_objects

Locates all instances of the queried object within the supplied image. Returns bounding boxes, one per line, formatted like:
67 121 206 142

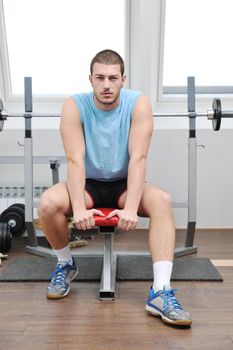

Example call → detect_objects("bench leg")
99 234 116 300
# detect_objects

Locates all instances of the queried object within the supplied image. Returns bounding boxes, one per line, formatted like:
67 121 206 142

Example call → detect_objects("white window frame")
128 0 162 109
0 0 130 119
157 0 233 120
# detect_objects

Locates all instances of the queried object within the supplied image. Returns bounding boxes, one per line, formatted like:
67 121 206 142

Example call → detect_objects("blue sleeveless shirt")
72 88 142 181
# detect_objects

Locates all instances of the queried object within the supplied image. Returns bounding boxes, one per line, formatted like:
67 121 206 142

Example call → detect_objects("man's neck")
93 95 120 111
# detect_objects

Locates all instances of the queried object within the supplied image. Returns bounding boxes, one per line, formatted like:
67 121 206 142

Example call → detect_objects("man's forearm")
124 157 146 212
67 160 86 212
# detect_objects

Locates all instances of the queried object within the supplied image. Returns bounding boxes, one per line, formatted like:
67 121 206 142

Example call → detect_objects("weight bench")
92 207 119 300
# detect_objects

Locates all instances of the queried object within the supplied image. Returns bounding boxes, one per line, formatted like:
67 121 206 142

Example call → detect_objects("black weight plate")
7 204 25 223
6 223 12 250
1 223 5 249
212 117 221 131
9 203 25 222
0 222 12 252
0 223 4 251
9 203 25 210
9 204 25 220
1 204 25 218
2 223 8 250
0 99 4 131
7 206 25 236
0 206 26 236
0 98 3 111
6 224 12 250
212 98 221 131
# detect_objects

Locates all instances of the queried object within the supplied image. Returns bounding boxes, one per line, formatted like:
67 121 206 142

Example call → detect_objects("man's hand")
107 209 138 231
73 209 104 230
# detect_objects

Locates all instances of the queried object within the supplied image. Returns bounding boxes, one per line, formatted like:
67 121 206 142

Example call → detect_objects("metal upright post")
50 160 60 185
24 77 38 247
99 226 117 300
186 76 197 248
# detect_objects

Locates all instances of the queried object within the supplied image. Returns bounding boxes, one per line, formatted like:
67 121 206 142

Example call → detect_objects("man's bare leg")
38 182 93 249
38 182 93 299
118 183 192 326
137 184 176 263
118 183 176 263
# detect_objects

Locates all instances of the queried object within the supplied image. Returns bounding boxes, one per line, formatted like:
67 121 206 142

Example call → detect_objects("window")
162 0 233 94
2 0 126 95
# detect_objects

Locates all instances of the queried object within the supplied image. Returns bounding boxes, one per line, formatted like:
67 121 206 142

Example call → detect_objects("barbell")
153 98 232 131
0 80 233 131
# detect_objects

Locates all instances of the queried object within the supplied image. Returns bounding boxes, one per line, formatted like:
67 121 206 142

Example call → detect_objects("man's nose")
103 78 110 89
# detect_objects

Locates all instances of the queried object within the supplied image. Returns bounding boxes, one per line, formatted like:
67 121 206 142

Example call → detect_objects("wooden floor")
1 229 233 350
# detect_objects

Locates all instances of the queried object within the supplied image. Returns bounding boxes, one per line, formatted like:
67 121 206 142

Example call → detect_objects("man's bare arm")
125 94 153 212
60 97 86 213
60 98 103 229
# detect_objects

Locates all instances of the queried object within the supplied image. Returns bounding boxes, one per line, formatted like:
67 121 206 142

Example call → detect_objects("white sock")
152 261 173 292
53 246 73 266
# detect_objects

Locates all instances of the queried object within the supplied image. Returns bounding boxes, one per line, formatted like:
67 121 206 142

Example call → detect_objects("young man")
38 49 192 326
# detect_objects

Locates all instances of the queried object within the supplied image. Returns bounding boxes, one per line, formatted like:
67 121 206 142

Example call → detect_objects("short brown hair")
90 49 125 76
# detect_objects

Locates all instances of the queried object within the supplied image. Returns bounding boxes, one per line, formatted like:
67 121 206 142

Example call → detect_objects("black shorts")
85 179 127 208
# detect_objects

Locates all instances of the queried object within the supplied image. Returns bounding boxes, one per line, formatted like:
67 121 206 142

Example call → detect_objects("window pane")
163 0 233 90
3 0 125 94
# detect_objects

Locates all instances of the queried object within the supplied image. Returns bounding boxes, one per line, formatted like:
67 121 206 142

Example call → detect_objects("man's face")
89 63 126 110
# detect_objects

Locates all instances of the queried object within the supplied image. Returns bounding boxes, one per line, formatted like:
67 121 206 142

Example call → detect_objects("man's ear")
122 75 126 86
89 74 93 85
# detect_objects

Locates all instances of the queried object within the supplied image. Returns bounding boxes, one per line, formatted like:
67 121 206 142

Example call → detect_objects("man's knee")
141 186 173 214
157 190 172 209
38 190 61 218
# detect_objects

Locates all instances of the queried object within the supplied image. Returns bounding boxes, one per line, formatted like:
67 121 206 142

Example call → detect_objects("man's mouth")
101 92 112 96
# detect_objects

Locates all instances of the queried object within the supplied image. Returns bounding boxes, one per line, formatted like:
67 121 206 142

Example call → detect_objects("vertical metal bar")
99 229 117 300
102 234 113 291
50 161 60 184
24 77 33 112
188 76 196 137
24 77 38 247
186 77 197 247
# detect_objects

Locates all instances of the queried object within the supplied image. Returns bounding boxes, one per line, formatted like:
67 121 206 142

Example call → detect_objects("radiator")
0 186 48 214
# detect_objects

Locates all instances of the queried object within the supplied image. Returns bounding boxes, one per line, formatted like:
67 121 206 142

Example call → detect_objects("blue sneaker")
145 286 192 326
47 257 78 299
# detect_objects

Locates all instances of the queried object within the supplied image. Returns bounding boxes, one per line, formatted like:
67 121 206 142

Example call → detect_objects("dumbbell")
0 203 26 237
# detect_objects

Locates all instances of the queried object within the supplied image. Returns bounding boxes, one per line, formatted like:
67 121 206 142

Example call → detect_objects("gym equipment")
0 222 12 252
212 98 222 131
0 203 25 237
93 208 118 300
9 203 25 210
1 85 233 130
0 99 4 131
150 97 233 131
0 203 25 252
